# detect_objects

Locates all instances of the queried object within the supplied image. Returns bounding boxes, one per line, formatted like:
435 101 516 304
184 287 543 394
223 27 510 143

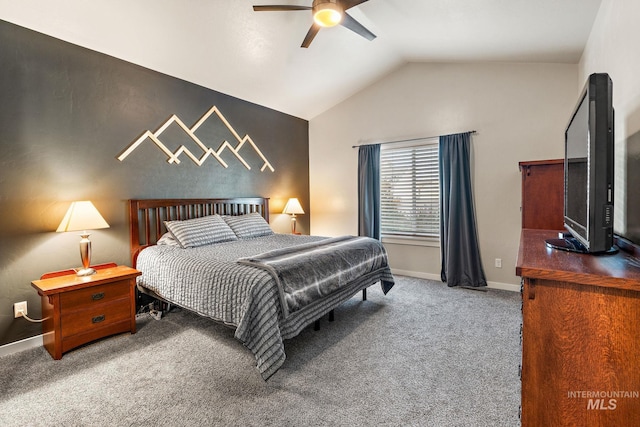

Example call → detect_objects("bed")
129 198 394 379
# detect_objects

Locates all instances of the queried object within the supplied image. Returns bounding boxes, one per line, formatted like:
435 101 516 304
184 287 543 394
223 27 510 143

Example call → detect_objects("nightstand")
31 263 141 359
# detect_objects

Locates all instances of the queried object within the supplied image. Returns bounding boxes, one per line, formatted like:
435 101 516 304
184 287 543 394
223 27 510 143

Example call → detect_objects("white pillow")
164 214 237 248
223 213 273 239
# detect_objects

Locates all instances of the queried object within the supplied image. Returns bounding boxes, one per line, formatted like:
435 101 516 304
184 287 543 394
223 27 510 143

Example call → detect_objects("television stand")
545 235 618 255
517 229 640 427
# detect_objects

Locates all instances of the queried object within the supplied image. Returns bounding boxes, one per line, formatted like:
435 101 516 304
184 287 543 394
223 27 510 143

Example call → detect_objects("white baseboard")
391 268 520 292
486 281 521 292
391 269 442 282
0 334 43 358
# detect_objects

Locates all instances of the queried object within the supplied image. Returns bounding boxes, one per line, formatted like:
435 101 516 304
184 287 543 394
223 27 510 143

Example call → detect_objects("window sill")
381 235 440 247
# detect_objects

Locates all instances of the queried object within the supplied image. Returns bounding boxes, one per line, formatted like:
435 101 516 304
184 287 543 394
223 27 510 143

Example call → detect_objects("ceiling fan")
253 0 376 48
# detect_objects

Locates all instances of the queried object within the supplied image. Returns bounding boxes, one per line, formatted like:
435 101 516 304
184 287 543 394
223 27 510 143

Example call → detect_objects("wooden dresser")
519 159 564 230
516 229 640 426
32 264 141 359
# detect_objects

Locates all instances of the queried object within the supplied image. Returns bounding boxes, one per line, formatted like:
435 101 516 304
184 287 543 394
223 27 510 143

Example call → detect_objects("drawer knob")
92 315 105 324
91 292 105 301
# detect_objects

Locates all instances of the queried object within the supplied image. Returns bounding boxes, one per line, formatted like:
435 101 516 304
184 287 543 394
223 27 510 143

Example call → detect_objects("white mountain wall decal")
117 106 275 172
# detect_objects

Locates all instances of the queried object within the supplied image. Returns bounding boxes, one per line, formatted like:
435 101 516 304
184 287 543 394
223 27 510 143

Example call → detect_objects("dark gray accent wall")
0 20 310 346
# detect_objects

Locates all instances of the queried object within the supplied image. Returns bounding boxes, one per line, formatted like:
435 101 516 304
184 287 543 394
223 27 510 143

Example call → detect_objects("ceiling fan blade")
340 11 376 41
253 5 312 12
341 0 370 10
301 24 321 48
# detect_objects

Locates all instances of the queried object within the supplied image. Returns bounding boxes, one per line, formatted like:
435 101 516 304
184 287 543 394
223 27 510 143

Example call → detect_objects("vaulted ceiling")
1 0 602 119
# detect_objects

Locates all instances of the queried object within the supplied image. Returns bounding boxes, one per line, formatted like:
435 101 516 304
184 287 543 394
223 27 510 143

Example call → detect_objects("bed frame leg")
362 288 367 301
329 310 334 322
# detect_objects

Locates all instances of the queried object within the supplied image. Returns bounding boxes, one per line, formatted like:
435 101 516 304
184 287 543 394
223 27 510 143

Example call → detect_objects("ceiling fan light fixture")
313 0 343 27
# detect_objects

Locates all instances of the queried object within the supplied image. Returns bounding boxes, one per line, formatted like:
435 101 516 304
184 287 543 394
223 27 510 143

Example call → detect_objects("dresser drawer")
61 299 131 338
59 280 130 309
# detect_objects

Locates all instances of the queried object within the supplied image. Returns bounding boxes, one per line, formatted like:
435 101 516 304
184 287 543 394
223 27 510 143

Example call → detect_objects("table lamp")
56 201 110 276
282 198 305 234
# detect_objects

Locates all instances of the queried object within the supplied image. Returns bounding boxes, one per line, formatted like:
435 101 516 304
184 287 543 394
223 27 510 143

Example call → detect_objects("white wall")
309 62 578 287
579 0 640 241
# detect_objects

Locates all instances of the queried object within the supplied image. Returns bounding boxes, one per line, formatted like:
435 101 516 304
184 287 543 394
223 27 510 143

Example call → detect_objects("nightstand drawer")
61 299 131 338
59 280 130 309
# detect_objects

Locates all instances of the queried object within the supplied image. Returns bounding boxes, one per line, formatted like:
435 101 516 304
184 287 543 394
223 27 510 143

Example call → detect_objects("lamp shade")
56 201 110 232
282 198 305 215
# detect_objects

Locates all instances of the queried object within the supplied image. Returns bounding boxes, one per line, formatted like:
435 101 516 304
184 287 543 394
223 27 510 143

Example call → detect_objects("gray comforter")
136 234 394 379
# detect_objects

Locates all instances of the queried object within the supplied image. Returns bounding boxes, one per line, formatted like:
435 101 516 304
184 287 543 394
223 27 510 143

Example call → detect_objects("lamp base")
76 267 97 277
77 233 95 277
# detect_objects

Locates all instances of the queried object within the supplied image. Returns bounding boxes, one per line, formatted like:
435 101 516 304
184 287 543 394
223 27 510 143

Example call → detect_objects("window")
380 139 439 239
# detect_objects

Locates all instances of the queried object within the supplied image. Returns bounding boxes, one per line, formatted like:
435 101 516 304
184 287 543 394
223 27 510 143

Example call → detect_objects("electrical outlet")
14 301 27 318
495 258 502 268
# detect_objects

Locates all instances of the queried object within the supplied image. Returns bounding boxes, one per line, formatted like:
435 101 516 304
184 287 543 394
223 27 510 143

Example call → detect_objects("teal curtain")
358 144 381 239
439 132 487 287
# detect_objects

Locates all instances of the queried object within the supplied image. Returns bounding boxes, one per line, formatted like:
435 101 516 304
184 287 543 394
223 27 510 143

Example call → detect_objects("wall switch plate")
495 258 502 268
14 301 27 318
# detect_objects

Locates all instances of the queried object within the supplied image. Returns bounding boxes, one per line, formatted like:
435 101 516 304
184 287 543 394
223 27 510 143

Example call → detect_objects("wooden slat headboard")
128 197 270 267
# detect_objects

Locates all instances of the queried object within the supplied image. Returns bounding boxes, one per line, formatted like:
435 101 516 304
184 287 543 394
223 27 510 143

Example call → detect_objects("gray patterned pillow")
223 213 273 239
157 232 181 247
164 214 237 248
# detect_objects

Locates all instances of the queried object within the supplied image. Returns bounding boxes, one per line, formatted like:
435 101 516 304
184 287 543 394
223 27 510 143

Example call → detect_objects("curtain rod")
351 130 477 148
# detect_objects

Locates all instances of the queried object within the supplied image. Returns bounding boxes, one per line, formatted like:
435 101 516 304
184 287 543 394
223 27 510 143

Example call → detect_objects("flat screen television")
546 73 616 254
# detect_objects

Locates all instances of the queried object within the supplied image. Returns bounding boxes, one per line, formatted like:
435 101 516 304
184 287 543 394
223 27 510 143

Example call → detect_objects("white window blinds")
380 140 440 238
